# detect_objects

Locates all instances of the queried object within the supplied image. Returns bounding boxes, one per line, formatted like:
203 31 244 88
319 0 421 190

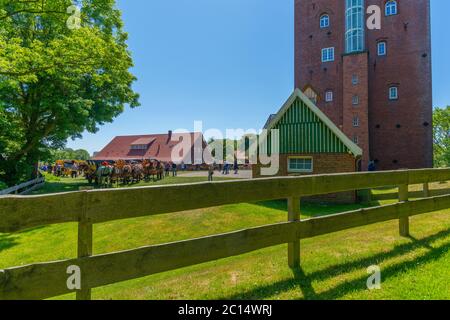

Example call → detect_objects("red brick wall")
295 0 345 127
366 0 433 170
343 53 370 170
294 0 433 170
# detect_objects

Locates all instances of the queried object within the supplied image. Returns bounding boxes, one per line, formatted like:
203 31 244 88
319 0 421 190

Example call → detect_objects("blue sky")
68 0 450 154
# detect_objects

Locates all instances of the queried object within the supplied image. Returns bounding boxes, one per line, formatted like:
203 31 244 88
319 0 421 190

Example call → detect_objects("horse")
116 159 133 184
143 159 156 181
79 162 97 184
131 162 144 183
96 165 113 188
157 161 165 180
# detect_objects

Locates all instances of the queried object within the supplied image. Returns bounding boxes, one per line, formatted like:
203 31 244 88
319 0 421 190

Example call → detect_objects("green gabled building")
254 89 362 202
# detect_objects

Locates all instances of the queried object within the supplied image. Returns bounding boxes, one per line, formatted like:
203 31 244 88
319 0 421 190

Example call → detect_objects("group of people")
42 161 81 179
207 159 240 182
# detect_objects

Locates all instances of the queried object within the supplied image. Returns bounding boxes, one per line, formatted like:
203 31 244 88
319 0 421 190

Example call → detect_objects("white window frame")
377 41 387 56
385 0 398 16
389 86 398 100
352 95 359 105
353 135 359 145
288 156 313 174
325 90 333 102
320 14 330 28
352 74 359 85
322 47 335 63
353 116 360 127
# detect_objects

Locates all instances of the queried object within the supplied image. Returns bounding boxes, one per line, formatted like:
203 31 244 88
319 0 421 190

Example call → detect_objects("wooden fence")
0 168 449 300
0 177 45 196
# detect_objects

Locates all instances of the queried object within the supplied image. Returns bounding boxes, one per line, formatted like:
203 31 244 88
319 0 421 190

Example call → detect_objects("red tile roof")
92 132 206 163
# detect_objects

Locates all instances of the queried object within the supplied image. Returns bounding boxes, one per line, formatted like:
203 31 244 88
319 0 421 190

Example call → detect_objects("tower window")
377 41 387 56
352 74 359 85
352 95 360 105
320 14 330 28
321 47 335 62
353 116 360 127
389 86 399 100
385 1 398 16
345 0 365 53
325 90 333 102
353 135 359 144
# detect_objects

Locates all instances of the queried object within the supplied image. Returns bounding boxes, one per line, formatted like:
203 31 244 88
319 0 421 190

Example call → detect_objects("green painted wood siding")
267 98 350 154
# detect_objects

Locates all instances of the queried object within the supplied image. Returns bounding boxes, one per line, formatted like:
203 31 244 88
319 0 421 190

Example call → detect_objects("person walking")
234 158 239 175
171 162 178 177
165 162 170 177
368 160 376 172
208 164 214 182
71 161 78 179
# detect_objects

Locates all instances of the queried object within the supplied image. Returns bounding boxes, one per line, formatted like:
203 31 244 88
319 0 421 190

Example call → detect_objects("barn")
253 89 363 203
92 131 206 165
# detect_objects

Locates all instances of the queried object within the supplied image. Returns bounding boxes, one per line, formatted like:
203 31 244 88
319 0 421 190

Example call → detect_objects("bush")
0 180 8 191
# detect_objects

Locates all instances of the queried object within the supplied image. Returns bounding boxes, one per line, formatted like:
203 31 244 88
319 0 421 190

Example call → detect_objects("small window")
352 95 359 105
130 144 148 150
322 47 335 62
353 135 359 145
288 157 313 173
385 0 398 16
378 42 387 56
389 86 398 100
352 74 359 85
320 14 330 28
353 116 360 127
325 90 333 102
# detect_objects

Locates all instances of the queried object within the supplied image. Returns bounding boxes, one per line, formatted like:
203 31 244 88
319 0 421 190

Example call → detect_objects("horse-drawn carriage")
79 159 167 188
54 160 80 177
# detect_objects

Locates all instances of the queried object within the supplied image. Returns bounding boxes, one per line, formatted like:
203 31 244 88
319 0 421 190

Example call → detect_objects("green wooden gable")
264 89 362 156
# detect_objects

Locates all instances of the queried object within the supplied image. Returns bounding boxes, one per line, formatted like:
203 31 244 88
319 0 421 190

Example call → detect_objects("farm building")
254 89 363 203
92 131 207 165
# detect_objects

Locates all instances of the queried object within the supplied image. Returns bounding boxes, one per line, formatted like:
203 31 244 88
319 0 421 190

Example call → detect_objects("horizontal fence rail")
0 168 449 300
0 177 45 196
1 168 450 233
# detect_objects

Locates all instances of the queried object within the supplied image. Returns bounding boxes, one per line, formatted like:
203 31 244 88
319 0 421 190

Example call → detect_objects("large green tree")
49 147 90 161
0 0 139 185
433 106 450 168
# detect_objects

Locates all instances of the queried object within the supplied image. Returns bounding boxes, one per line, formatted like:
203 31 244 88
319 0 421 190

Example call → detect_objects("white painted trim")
265 89 363 157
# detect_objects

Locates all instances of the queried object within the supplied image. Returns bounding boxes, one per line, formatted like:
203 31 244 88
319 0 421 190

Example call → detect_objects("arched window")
320 14 330 28
385 0 398 16
377 41 387 56
389 86 399 100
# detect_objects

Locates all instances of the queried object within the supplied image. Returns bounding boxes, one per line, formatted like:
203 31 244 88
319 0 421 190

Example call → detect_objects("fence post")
76 192 93 300
398 184 409 237
423 183 430 198
287 197 301 269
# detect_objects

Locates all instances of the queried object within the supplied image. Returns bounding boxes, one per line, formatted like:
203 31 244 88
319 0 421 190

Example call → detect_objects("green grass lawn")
1 175 449 300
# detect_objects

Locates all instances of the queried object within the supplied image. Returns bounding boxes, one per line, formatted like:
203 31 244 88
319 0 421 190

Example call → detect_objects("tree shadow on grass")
32 181 90 195
373 187 450 201
0 234 18 253
221 228 450 300
254 199 380 219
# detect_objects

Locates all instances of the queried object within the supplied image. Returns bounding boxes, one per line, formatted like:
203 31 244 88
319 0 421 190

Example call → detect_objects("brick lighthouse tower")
294 0 433 171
